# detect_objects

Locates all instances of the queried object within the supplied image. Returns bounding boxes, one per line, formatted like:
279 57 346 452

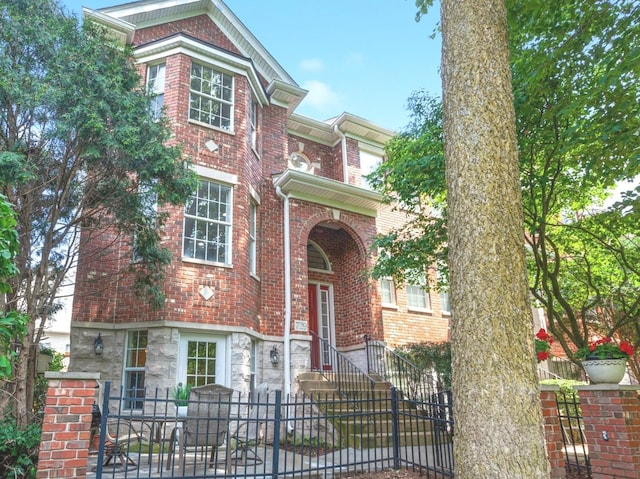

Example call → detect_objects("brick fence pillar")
575 384 640 479
36 372 100 479
540 385 566 478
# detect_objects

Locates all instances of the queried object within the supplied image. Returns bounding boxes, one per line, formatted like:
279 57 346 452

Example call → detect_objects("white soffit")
273 169 382 217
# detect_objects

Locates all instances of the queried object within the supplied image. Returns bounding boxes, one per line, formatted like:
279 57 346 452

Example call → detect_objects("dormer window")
189 61 233 131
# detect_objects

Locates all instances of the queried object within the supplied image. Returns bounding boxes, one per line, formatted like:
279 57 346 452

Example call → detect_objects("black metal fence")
311 331 377 399
556 391 591 478
365 336 441 404
91 381 454 479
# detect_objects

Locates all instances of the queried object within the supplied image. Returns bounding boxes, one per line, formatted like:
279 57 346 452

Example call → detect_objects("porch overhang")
272 170 382 217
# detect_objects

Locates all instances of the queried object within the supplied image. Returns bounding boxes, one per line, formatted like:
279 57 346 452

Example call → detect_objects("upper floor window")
132 180 158 262
183 179 232 264
189 62 233 130
289 152 312 173
360 150 383 190
380 278 396 307
249 99 258 150
406 275 431 311
249 201 257 275
146 63 165 120
440 290 451 315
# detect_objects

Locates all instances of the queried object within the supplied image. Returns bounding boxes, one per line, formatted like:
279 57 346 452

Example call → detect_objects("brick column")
540 385 566 478
576 384 640 479
36 372 100 479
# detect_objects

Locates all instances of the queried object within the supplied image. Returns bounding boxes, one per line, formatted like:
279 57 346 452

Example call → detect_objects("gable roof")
84 0 306 112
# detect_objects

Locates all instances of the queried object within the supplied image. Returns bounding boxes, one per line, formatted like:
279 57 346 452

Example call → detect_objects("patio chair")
227 382 269 469
166 384 234 471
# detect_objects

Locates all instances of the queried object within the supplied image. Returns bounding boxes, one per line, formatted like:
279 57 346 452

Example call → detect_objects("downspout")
275 186 292 402
334 123 348 184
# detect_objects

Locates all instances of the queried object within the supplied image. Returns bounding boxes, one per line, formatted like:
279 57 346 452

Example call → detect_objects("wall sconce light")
94 333 104 355
205 139 219 152
270 346 280 365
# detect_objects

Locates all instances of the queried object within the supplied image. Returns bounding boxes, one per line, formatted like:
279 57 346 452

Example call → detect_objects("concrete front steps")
297 372 447 448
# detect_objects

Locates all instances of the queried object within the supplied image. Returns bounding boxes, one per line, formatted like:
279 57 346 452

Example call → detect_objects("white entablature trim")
192 164 238 185
134 34 269 107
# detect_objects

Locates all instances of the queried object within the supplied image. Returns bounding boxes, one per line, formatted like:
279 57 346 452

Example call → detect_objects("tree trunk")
441 0 550 477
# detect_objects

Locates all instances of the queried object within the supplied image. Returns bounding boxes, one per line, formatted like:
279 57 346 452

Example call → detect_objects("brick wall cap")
574 384 640 392
44 372 101 380
540 384 561 392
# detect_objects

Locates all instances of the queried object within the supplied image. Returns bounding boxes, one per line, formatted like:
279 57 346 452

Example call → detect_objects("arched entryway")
306 222 369 370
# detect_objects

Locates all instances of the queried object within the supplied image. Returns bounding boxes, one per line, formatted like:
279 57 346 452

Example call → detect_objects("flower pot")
176 405 188 418
582 358 627 384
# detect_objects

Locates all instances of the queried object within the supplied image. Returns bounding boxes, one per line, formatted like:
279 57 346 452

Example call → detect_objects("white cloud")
299 58 324 72
299 80 342 114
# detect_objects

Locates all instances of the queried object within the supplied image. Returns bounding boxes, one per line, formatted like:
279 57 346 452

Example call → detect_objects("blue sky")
62 0 442 132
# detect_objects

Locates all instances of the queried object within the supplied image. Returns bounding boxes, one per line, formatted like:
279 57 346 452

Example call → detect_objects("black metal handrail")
309 331 377 399
365 335 440 403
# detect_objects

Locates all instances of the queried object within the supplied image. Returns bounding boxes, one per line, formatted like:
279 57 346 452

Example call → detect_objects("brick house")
68 0 451 402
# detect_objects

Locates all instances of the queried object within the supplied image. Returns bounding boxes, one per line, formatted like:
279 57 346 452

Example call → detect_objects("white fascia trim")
134 35 269 106
83 8 135 44
211 0 296 86
192 164 238 185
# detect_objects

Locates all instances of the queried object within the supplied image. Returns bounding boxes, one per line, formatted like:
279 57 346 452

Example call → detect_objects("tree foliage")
0 194 27 381
0 0 197 425
372 0 640 377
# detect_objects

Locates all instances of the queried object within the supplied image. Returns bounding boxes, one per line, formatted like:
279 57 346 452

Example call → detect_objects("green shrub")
0 418 41 479
394 341 452 390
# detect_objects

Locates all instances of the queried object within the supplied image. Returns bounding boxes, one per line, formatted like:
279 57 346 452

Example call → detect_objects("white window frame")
406 276 431 312
440 290 451 315
182 178 233 265
188 61 233 131
380 278 397 307
359 149 383 190
249 99 258 151
132 180 158 262
146 63 165 120
249 201 257 276
177 334 227 387
122 330 147 411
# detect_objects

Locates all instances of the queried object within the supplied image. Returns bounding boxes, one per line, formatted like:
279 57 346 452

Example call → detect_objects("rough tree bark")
441 0 550 477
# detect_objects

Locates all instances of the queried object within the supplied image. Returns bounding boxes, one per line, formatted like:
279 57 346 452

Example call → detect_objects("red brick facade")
69 1 450 393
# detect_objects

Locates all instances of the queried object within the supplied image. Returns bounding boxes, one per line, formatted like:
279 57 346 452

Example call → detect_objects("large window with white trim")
123 330 147 410
146 63 165 120
440 290 451 314
380 278 396 306
189 62 233 130
183 179 232 264
406 276 431 311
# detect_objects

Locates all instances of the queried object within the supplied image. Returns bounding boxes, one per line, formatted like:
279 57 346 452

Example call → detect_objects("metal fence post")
390 386 400 470
271 389 282 479
94 380 111 478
